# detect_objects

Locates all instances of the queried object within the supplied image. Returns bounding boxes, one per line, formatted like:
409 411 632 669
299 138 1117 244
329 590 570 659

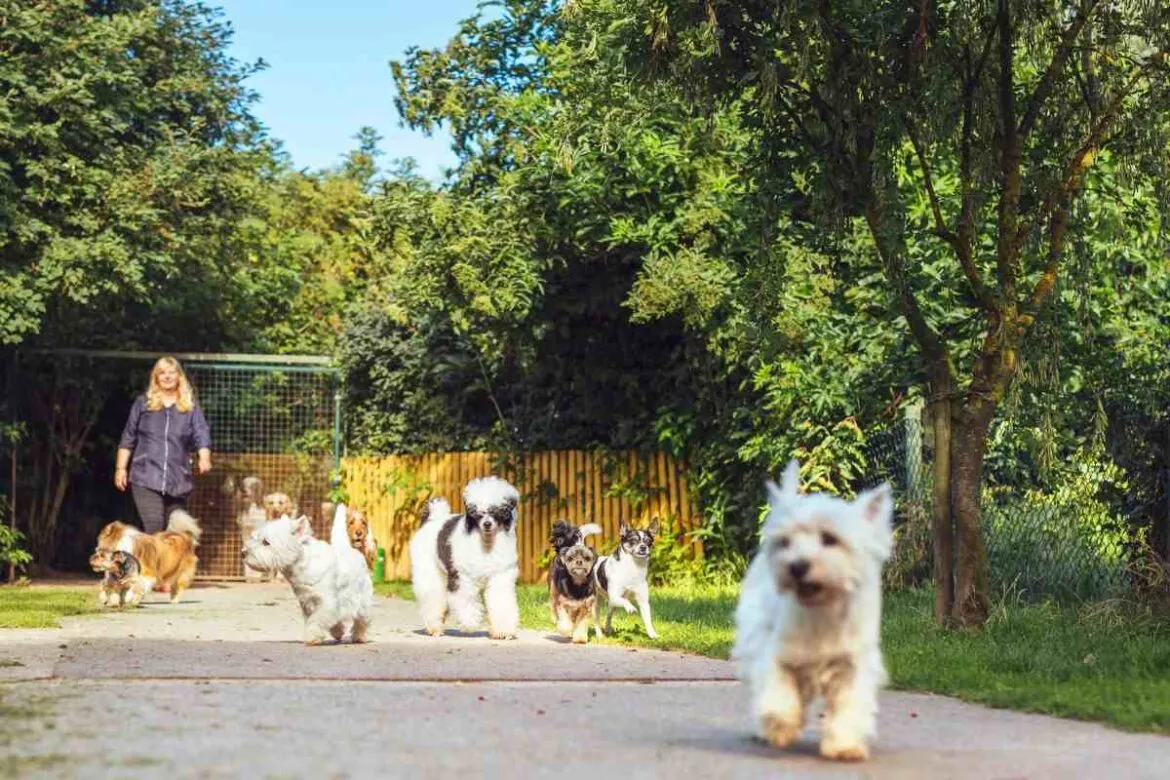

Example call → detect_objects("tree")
0 0 270 347
587 0 1170 625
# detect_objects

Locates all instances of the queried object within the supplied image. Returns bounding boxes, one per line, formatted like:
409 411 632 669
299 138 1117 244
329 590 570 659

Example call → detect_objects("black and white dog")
594 520 660 639
409 476 522 640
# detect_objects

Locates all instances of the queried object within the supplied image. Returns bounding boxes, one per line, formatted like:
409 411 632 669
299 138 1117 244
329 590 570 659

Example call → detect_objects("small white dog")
409 476 521 640
733 460 893 762
593 520 660 639
242 505 373 646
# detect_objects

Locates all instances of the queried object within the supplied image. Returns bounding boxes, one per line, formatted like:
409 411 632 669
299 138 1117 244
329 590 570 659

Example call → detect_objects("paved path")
1 583 1167 779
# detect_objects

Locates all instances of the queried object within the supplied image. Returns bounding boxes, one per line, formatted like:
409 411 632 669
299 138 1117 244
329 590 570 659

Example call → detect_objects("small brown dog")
263 492 297 520
89 549 147 608
346 508 377 570
95 510 201 603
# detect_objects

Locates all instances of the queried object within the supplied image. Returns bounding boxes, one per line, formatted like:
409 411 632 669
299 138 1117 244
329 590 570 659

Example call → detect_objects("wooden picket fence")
341 450 702 583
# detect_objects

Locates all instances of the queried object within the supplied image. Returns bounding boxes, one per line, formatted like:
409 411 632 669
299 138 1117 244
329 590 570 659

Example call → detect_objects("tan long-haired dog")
263 492 297 520
95 510 201 603
346 508 377 570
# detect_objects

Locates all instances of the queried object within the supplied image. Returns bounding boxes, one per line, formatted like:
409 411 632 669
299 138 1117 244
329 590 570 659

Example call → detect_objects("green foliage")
358 0 917 563
0 0 273 349
0 525 32 575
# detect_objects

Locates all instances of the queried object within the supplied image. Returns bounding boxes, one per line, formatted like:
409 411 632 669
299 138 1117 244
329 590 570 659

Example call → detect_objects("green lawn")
0 587 99 629
375 580 1170 733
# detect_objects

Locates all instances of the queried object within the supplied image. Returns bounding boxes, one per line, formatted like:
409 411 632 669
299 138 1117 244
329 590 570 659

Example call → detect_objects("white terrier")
409 476 521 639
733 460 893 762
242 505 373 646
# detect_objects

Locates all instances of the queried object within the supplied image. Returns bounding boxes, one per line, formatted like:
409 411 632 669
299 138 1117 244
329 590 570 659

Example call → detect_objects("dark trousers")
130 483 188 534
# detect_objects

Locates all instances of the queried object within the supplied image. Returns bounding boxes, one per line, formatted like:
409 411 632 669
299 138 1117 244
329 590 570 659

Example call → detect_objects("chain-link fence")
5 350 340 577
858 405 1156 602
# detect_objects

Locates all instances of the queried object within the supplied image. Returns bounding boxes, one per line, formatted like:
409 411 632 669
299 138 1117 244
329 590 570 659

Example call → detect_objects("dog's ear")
292 515 314 539
856 483 894 527
619 521 630 537
646 519 660 537
765 460 801 509
780 459 801 496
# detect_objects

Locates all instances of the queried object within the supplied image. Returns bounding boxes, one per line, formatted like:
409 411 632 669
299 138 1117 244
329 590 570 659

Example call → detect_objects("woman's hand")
197 449 212 475
114 467 129 491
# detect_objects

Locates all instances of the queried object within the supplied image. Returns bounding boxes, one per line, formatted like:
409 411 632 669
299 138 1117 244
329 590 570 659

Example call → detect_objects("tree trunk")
929 374 956 624
949 399 995 626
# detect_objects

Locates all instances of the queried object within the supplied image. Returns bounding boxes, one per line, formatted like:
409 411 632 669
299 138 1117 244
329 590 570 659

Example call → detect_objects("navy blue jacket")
118 395 212 497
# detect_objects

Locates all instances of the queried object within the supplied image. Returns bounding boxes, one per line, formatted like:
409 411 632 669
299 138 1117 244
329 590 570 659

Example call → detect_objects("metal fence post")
903 400 925 504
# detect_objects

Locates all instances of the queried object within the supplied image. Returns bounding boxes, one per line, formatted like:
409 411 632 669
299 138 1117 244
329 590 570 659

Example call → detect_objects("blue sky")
215 0 482 180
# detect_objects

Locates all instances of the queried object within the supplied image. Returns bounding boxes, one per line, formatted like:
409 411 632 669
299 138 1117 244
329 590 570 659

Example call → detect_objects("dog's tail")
166 509 202 547
550 520 603 552
578 523 602 540
420 497 452 525
331 503 350 548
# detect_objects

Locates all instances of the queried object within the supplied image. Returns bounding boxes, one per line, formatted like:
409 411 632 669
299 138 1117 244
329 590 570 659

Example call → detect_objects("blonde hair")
145 356 195 413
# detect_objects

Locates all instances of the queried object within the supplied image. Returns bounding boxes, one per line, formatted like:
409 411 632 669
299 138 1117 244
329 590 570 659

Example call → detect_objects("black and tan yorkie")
89 549 147 608
548 519 602 643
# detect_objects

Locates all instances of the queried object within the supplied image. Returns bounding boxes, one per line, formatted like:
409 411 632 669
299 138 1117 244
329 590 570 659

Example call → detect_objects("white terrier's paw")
488 630 517 640
623 603 635 614
759 714 802 749
820 737 870 762
646 629 659 639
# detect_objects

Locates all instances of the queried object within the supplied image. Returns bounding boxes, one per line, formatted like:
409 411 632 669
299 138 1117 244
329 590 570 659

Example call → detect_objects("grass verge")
375 580 1170 733
0 586 99 629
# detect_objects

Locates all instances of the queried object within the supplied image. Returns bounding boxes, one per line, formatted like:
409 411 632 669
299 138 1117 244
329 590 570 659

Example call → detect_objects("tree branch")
995 0 1021 305
1018 0 1101 139
863 191 949 370
1015 56 1162 255
1026 195 1070 314
905 115 997 312
904 118 953 242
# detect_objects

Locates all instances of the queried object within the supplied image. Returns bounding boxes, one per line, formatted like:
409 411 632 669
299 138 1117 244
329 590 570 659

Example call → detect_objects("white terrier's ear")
619 521 630 536
647 518 661 537
781 459 801 496
292 515 313 538
856 483 894 528
764 459 801 507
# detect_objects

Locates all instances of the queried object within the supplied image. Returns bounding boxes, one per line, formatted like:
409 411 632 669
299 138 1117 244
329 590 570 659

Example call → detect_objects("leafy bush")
0 522 33 579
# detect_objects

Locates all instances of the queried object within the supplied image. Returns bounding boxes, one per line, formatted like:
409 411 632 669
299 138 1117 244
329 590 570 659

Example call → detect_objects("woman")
115 357 213 533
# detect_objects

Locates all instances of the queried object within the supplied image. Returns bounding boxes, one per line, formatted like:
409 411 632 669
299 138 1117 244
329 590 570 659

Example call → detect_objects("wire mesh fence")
184 360 340 578
859 405 1147 602
5 351 340 578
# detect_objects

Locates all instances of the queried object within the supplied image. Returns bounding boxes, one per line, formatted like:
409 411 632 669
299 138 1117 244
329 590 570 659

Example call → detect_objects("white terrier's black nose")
788 560 810 580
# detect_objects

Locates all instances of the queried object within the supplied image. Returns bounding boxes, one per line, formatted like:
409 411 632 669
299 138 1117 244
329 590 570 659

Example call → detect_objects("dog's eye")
775 537 790 550
262 539 271 546
821 532 839 547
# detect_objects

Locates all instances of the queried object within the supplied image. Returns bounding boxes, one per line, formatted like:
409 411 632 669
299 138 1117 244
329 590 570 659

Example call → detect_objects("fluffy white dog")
733 460 893 762
242 504 373 646
409 476 521 640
